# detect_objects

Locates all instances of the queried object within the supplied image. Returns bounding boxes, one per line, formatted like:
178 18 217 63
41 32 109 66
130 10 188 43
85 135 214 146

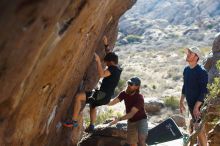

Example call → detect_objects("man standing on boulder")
179 47 208 146
108 77 148 146
64 49 122 132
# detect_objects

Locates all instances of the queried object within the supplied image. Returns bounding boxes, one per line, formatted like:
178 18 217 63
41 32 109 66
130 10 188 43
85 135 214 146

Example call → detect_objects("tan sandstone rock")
0 0 136 146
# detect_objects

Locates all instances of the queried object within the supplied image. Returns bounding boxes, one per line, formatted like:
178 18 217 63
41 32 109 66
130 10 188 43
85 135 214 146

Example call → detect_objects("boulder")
78 121 127 146
144 97 165 114
78 120 154 146
171 114 186 127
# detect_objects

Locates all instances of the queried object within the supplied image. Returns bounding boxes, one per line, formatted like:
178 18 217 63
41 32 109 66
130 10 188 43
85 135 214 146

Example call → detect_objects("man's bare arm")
95 53 111 78
109 107 139 126
108 97 120 106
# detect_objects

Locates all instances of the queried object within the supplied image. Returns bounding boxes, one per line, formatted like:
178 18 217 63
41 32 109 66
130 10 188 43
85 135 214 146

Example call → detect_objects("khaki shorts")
127 118 148 144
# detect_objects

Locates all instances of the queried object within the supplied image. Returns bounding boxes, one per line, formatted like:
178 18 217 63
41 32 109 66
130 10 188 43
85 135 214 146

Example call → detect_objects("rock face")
208 121 220 146
205 97 220 146
204 33 220 83
203 34 220 146
0 0 136 146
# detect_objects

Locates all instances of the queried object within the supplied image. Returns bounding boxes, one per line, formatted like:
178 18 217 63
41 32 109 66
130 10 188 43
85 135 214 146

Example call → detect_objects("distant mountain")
125 0 220 24
118 0 220 48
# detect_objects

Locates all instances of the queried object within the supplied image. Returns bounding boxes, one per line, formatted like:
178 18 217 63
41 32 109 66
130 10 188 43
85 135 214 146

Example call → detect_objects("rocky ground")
116 44 187 98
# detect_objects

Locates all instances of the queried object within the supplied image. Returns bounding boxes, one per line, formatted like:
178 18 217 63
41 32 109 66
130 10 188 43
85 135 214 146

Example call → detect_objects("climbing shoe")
85 124 95 132
63 120 78 128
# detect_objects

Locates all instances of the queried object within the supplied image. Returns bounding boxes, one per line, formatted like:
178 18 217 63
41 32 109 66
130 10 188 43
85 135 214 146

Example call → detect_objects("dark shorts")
85 90 112 108
85 91 93 98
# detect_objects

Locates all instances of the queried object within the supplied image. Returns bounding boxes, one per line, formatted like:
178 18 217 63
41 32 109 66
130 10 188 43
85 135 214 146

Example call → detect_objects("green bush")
172 75 181 81
207 60 220 99
115 79 126 95
143 84 148 88
84 109 121 126
207 24 214 29
152 85 156 90
126 35 142 43
96 109 113 125
164 96 179 110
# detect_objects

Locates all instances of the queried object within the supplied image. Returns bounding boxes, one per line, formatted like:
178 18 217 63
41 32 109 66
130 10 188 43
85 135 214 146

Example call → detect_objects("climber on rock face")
63 39 122 131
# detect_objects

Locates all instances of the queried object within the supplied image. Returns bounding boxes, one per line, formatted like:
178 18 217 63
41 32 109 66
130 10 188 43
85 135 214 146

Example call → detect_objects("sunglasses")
127 82 137 86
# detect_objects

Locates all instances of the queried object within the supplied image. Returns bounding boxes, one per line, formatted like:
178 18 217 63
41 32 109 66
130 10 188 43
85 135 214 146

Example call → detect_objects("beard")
125 87 136 95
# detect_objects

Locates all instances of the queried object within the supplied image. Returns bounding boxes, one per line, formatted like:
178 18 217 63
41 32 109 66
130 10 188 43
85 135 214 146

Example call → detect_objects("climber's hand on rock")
94 53 100 62
108 118 119 126
103 35 108 45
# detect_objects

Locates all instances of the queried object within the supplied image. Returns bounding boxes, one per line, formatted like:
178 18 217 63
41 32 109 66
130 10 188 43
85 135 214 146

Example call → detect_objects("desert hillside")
114 0 220 98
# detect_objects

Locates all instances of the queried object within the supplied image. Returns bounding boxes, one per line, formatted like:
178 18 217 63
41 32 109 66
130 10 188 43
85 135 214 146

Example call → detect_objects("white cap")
186 46 202 59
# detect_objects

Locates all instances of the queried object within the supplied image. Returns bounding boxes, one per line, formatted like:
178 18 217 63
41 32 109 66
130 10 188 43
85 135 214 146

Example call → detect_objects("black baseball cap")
127 77 141 86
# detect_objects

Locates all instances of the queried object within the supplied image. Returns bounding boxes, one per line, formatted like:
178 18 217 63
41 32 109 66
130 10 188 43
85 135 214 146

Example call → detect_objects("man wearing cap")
64 52 122 131
179 47 208 146
108 77 148 146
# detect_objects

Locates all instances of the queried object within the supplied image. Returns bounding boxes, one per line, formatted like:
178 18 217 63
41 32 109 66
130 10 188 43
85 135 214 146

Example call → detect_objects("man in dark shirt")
108 77 148 146
179 47 208 146
64 52 122 131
